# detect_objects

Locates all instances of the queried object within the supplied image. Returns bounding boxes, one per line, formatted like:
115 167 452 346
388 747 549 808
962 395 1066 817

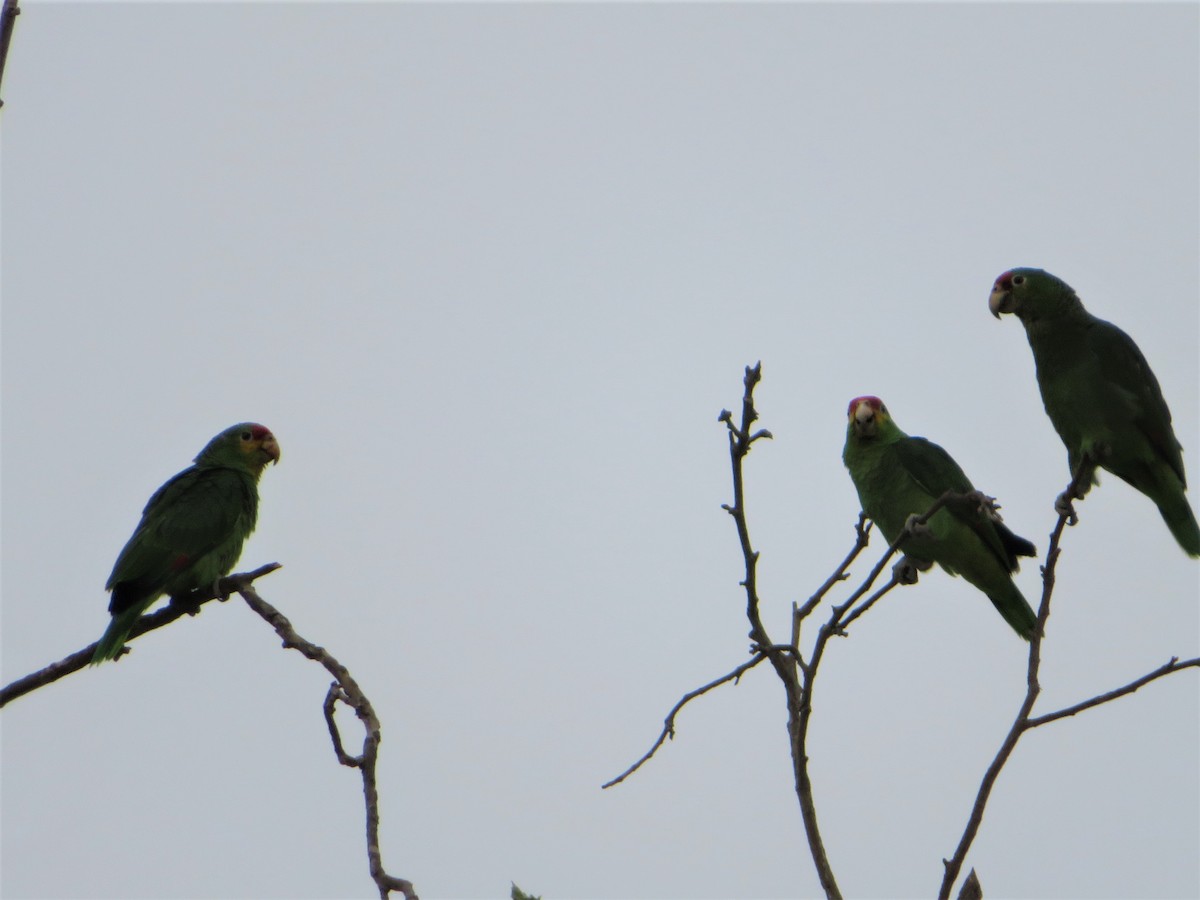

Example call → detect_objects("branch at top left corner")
0 0 21 110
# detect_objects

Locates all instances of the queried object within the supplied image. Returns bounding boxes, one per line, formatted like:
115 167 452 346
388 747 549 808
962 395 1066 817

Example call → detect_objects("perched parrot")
92 423 281 664
843 396 1038 640
989 268 1199 557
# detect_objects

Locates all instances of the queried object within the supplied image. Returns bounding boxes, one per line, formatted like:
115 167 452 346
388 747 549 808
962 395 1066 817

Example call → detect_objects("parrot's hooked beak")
851 401 877 438
261 435 281 464
988 283 1014 318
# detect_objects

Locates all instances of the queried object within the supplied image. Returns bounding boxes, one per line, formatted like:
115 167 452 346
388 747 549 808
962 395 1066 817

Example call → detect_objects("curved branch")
237 583 417 900
601 653 768 789
0 563 282 708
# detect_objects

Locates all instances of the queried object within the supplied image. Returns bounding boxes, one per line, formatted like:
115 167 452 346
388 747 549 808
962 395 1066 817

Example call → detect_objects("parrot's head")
846 396 891 440
197 423 281 475
988 267 1080 323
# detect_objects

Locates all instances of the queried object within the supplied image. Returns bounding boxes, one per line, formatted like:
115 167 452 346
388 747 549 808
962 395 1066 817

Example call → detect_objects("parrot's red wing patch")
170 553 191 572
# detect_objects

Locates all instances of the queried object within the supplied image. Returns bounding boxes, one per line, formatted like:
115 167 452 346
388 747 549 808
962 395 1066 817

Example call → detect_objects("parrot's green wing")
93 422 278 664
990 268 1198 556
842 397 1037 639
894 437 1034 572
1085 318 1186 486
893 436 973 494
94 467 257 662
106 468 252 605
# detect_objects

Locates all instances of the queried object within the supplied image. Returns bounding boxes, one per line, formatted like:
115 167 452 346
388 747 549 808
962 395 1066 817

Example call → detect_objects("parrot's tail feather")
90 607 142 665
1157 493 1200 558
987 582 1038 642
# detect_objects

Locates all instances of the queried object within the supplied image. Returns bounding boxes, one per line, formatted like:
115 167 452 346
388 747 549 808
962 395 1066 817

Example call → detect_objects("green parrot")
842 396 1038 640
989 268 1199 557
92 423 281 664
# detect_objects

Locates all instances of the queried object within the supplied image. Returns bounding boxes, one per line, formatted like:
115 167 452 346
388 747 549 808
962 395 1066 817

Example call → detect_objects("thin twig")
0 563 282 708
1027 657 1200 728
837 575 902 632
601 654 768 789
237 583 418 900
793 514 872 638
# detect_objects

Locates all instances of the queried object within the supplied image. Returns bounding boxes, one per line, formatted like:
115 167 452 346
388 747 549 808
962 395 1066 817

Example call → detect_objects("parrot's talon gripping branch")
1055 462 1095 526
892 557 921 585
1054 491 1078 525
168 591 204 617
902 513 933 539
964 490 1002 522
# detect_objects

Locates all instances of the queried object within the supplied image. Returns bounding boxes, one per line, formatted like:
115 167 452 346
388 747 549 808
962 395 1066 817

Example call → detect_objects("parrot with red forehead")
91 423 281 663
842 397 1038 639
989 267 1199 557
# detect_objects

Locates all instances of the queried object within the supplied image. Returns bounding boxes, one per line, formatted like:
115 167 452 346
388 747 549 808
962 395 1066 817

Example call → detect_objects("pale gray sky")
2 3 1198 899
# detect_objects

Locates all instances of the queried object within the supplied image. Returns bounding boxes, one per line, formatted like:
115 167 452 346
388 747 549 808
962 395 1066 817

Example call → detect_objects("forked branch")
937 469 1200 899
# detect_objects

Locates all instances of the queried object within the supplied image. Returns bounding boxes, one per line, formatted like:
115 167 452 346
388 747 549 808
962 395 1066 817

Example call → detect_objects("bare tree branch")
601 654 768 789
718 363 843 900
837 575 902 632
937 466 1200 898
237 583 417 900
2 566 417 898
937 484 1076 899
0 0 19 109
608 366 983 900
1027 656 1200 728
793 513 872 627
0 563 282 708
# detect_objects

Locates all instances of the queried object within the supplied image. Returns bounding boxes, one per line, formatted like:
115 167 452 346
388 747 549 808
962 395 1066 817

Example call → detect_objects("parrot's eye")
1011 274 1025 286
240 431 253 441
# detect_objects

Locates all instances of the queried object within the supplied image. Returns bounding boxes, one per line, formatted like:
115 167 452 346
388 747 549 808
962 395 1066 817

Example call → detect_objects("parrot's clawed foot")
965 490 1002 521
212 577 232 602
893 556 922 585
168 590 204 616
903 513 932 539
1054 491 1079 525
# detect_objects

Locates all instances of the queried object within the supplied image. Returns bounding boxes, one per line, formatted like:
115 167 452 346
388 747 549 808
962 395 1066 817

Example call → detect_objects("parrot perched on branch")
842 396 1038 640
92 423 281 664
989 267 1199 557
